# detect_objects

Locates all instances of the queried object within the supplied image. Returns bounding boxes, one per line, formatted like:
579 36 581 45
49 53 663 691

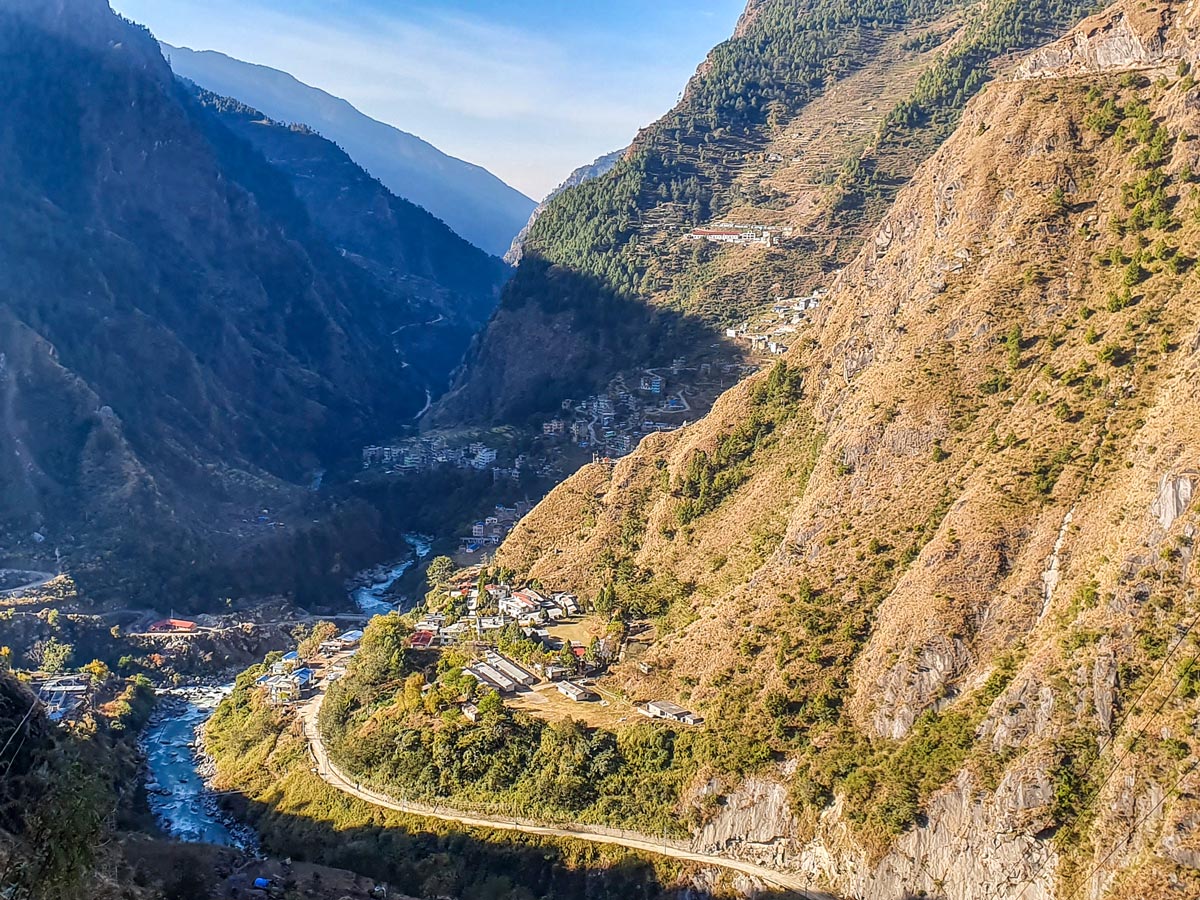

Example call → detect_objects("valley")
6 0 1200 899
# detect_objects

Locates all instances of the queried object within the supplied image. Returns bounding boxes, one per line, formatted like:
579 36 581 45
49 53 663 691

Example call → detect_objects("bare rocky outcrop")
1151 471 1198 530
1016 1 1200 79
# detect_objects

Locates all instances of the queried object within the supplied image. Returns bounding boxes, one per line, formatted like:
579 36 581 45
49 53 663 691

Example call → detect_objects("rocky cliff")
496 2 1200 896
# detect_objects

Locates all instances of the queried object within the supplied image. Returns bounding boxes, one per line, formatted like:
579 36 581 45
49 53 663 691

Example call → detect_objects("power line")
1063 755 1200 900
0 684 45 765
1012 609 1200 897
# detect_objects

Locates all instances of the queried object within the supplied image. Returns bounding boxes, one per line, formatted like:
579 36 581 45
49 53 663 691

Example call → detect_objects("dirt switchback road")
298 695 835 899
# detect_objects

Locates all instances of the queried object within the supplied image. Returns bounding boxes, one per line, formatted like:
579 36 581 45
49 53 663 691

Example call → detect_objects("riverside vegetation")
205 660 734 900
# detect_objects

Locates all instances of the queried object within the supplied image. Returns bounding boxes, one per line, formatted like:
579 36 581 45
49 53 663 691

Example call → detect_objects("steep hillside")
505 149 624 265
0 671 155 900
192 88 507 391
495 2 1200 896
162 43 536 257
434 0 1100 427
0 0 501 599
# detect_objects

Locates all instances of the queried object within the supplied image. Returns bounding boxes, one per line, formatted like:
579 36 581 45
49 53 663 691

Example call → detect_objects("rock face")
1151 472 1197 530
1016 1 1200 79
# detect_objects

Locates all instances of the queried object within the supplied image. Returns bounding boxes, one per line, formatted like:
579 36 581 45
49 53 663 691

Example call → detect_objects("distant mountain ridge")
505 149 624 265
161 43 536 257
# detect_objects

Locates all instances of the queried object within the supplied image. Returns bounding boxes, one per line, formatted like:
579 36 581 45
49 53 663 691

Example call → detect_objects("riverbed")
348 533 432 616
142 685 257 851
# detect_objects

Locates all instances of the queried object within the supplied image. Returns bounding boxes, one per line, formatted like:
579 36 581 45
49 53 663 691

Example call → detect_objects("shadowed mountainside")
0 0 505 601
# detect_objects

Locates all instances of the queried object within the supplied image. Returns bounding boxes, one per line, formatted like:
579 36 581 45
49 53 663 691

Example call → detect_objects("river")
141 535 433 848
142 685 257 851
348 533 432 616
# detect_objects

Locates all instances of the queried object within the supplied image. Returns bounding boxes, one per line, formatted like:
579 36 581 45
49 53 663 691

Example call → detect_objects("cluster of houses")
459 502 535 554
540 370 702 460
256 630 362 706
687 222 788 247
464 649 538 695
362 436 563 489
460 649 600 712
411 585 582 648
724 287 826 357
362 438 499 473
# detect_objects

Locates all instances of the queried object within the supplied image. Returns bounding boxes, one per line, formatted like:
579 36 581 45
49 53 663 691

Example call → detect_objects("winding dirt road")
298 695 834 898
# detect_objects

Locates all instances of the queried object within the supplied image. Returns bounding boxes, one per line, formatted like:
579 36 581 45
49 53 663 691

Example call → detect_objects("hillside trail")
297 693 835 899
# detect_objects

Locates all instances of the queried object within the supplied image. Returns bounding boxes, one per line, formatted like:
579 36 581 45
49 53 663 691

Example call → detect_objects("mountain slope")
493 1 1200 896
505 149 624 265
0 0 502 598
434 0 1101 427
191 88 507 392
161 43 536 257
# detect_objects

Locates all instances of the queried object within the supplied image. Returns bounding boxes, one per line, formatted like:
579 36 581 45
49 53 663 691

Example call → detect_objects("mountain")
190 89 507 389
0 0 505 600
488 0 1200 895
505 149 624 265
161 43 536 258
433 0 1100 428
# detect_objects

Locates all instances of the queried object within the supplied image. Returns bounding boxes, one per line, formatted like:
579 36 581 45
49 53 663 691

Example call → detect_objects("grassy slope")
497 4 1200 889
204 666 731 900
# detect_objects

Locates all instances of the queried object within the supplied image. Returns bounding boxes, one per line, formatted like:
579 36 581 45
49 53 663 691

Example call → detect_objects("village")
254 574 704 731
723 286 827 357
361 435 559 483
457 501 536 554
538 357 755 461
686 221 792 247
363 355 752 488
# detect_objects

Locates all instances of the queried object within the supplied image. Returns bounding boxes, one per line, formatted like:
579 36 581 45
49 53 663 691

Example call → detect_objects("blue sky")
111 0 746 198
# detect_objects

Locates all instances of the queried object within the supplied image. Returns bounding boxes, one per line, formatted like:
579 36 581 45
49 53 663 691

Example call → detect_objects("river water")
141 536 433 849
349 533 432 616
142 685 257 851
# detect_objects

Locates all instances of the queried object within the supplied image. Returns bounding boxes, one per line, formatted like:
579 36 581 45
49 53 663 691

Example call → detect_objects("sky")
111 0 747 199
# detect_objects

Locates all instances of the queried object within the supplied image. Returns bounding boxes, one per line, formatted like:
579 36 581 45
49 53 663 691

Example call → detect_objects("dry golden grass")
500 8 1200 887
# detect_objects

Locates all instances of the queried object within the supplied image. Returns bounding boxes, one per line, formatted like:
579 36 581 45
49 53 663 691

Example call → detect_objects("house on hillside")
486 651 537 687
500 589 543 619
556 681 597 702
264 667 314 705
465 664 516 694
643 700 704 726
148 618 198 634
410 631 436 650
552 593 580 615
